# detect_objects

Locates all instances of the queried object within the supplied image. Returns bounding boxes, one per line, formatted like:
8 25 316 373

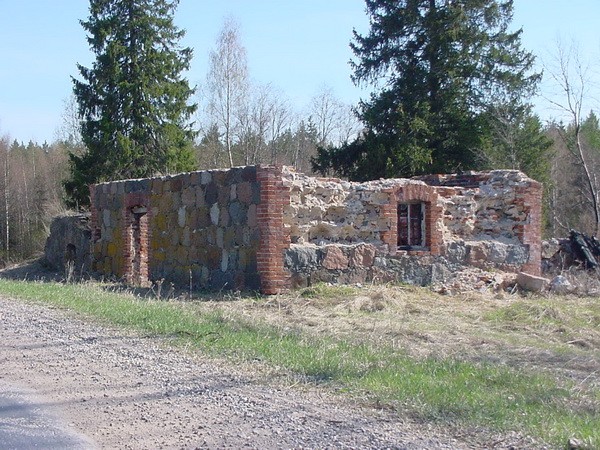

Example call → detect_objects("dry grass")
195 283 600 392
0 274 598 447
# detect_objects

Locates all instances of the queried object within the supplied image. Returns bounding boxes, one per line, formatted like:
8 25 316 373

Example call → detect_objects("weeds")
0 279 598 448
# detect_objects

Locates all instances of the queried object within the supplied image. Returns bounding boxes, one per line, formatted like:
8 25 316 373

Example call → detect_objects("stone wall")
46 166 541 294
90 166 264 291
44 214 92 274
282 168 542 288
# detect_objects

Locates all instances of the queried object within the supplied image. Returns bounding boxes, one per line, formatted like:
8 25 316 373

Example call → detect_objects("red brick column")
380 189 398 256
515 181 543 276
89 184 101 242
122 192 151 286
256 166 290 295
88 184 102 272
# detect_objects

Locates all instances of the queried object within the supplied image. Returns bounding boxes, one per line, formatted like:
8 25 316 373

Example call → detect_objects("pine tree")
65 0 196 207
313 0 540 180
480 104 553 183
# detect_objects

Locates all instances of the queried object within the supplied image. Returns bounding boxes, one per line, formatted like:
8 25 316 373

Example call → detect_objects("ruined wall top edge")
90 165 276 196
282 166 538 190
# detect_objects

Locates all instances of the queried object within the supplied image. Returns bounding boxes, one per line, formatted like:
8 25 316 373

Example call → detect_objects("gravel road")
0 296 468 449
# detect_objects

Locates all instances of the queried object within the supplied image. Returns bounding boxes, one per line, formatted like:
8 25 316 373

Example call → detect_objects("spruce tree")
65 0 196 206
313 0 540 180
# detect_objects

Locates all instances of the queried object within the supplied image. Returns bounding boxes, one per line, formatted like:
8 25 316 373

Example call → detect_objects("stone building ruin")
46 165 542 294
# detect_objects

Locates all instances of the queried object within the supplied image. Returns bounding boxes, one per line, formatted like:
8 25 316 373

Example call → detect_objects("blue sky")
0 1 598 144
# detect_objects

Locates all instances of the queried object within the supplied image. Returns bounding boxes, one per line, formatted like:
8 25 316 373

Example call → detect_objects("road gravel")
0 296 467 449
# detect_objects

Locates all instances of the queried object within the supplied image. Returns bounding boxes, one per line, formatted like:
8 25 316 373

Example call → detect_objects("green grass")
0 279 598 448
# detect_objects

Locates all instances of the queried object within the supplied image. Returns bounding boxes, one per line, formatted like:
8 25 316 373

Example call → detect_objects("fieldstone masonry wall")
49 165 541 294
44 214 92 274
90 166 265 291
282 168 542 288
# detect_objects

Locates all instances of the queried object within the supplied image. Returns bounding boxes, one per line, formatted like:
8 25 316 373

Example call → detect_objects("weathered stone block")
181 227 191 247
238 182 253 204
177 207 186 227
251 183 261 204
220 250 229 272
206 247 221 270
206 227 216 246
241 165 257 182
284 245 320 272
182 187 195 207
229 201 245 225
196 206 210 228
211 269 234 290
224 228 236 249
213 170 226 185
190 171 202 186
210 203 220 225
107 242 118 257
219 206 230 227
200 171 212 185
205 183 218 204
349 244 377 268
195 186 205 207
170 192 181 211
170 229 179 247
322 246 349 270
517 272 549 292
247 204 257 227
186 208 198 228
171 178 183 192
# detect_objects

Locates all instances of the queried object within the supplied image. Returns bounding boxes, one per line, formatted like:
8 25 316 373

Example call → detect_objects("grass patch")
299 283 358 299
0 279 598 448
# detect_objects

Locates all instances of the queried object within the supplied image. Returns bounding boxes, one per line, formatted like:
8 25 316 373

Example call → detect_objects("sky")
0 0 599 144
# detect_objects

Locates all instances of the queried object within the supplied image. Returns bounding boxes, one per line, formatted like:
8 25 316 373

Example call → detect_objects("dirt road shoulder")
0 296 464 449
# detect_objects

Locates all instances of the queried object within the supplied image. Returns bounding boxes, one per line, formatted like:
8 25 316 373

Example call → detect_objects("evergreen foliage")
65 0 196 207
480 104 553 184
313 0 541 180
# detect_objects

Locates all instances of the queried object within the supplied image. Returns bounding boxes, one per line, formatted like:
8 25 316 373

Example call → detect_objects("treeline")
0 138 69 263
548 113 600 237
196 87 359 175
1 0 599 264
3 111 598 264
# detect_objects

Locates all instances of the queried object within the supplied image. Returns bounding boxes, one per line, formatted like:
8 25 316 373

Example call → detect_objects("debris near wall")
539 232 600 295
570 230 600 269
543 231 600 272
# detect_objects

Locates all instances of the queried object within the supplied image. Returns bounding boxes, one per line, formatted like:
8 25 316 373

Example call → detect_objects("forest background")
0 0 599 263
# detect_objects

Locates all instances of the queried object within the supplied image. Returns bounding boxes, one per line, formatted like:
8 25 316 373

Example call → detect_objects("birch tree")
206 17 249 167
546 40 600 235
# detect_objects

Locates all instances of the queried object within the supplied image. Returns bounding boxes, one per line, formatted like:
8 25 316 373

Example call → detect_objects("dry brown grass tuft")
191 283 599 397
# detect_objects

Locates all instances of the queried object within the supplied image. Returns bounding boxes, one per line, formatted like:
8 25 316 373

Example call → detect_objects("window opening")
397 203 426 248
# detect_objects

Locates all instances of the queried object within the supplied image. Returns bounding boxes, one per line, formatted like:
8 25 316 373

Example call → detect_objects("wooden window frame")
397 202 427 249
